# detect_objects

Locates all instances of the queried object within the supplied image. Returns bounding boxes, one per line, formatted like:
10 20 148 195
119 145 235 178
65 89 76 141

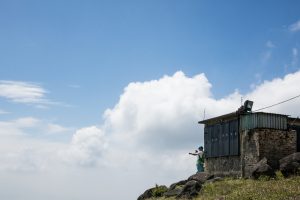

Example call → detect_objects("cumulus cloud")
62 126 108 166
3 70 300 172
103 71 240 153
289 19 300 32
2 70 300 200
0 117 71 172
245 70 300 116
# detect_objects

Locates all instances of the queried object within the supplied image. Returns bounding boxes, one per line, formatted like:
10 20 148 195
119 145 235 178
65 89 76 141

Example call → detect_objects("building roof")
199 111 289 125
198 111 238 125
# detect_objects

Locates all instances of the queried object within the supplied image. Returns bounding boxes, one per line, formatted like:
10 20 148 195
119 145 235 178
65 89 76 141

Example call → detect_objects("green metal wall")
240 112 287 131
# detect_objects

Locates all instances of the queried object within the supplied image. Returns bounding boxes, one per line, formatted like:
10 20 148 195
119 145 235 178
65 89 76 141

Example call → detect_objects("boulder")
251 157 275 179
137 185 168 200
188 172 213 184
177 180 201 199
164 187 182 197
137 187 153 200
169 179 188 190
163 179 187 197
279 152 300 177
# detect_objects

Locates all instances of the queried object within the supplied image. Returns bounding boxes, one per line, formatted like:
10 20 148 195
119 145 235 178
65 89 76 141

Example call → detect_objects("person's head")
198 146 203 151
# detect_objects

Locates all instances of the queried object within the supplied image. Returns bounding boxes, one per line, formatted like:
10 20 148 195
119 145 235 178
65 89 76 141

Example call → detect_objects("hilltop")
139 173 300 200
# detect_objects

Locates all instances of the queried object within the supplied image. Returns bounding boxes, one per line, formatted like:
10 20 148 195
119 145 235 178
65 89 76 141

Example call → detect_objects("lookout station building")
198 100 300 177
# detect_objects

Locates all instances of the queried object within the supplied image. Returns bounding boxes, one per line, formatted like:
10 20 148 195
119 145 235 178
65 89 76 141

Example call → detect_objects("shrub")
152 184 168 197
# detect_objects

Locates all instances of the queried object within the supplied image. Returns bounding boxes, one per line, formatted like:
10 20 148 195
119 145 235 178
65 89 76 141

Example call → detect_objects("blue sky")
1 0 300 127
1 1 300 200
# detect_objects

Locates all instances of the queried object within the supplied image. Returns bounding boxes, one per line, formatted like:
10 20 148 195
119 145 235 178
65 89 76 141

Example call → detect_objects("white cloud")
0 80 63 107
2 70 300 200
289 20 300 32
47 123 71 134
245 70 300 115
0 117 72 137
62 126 108 166
0 81 46 103
103 71 218 150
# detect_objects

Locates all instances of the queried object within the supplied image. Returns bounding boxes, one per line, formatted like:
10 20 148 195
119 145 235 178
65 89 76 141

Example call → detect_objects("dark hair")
198 146 203 150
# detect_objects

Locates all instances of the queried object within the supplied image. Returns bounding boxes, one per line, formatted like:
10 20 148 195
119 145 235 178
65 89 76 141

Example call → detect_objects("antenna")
203 109 206 120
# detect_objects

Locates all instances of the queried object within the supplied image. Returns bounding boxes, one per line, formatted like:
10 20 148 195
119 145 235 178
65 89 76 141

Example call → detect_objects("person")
189 146 205 172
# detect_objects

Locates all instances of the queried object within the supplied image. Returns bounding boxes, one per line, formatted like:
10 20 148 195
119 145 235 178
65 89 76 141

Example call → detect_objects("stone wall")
205 156 241 177
240 129 260 177
241 128 297 177
257 129 297 168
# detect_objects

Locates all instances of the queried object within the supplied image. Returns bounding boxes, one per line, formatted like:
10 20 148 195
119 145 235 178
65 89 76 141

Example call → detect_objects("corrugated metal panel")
232 120 239 155
214 124 219 157
204 120 238 158
229 120 234 155
204 125 212 157
204 126 208 157
240 113 287 131
224 122 230 156
210 125 215 157
220 124 225 156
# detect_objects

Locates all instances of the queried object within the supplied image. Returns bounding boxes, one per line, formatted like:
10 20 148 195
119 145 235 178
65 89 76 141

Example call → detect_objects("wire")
253 94 300 112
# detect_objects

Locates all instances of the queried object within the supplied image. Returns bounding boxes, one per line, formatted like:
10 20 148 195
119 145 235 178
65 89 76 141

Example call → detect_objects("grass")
197 176 300 200
151 175 300 200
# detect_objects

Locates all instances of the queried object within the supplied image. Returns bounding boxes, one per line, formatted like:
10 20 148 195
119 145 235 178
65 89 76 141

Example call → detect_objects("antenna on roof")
203 108 206 120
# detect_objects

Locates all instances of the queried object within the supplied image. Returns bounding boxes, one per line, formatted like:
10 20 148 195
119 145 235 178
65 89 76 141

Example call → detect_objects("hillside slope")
152 175 300 200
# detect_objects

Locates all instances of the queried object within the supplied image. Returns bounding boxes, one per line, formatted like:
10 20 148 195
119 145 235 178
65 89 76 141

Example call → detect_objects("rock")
164 179 187 197
188 172 213 184
137 185 168 200
137 187 153 200
177 180 201 199
164 187 182 197
279 152 300 177
169 180 188 190
251 157 275 179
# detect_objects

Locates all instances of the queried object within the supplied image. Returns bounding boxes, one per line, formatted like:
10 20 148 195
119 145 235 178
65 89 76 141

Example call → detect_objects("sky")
0 1 300 200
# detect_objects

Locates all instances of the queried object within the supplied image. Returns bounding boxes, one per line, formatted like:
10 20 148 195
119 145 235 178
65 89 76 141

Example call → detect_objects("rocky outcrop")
177 180 201 199
164 179 187 197
137 172 212 200
188 172 213 184
279 152 300 177
251 157 275 179
137 185 168 200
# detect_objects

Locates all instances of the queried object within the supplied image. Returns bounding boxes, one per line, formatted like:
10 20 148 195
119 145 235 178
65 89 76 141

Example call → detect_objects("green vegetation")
152 174 300 200
151 184 168 198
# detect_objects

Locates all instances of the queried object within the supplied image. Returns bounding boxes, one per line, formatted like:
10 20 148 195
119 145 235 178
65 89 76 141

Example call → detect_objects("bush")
152 184 168 197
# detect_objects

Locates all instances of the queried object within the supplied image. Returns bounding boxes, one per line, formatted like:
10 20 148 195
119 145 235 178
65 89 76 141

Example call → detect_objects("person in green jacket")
189 146 205 172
